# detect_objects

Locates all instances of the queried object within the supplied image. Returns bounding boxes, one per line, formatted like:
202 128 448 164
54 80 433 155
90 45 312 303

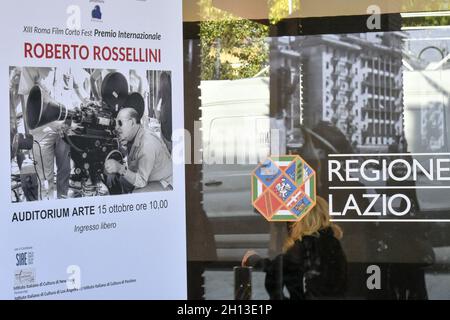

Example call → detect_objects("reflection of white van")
200 77 271 261
201 78 270 165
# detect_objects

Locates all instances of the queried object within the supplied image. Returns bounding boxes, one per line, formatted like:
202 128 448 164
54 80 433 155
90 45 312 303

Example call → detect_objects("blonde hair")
283 196 343 252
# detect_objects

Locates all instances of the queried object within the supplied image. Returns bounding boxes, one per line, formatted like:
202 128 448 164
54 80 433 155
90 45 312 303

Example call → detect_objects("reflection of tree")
268 0 300 24
199 0 268 80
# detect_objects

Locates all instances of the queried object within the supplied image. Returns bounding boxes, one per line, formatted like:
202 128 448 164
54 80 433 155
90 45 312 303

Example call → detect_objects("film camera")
23 71 144 197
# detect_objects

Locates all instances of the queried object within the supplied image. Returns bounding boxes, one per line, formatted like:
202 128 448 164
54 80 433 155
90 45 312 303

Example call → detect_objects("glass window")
184 1 450 300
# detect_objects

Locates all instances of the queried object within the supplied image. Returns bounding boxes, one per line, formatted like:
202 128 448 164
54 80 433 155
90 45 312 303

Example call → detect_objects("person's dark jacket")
251 227 347 300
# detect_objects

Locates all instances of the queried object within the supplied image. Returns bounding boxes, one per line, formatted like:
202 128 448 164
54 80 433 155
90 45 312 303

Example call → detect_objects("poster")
0 0 186 299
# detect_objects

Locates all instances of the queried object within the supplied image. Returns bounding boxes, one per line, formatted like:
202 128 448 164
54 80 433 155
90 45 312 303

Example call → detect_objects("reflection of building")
301 32 406 151
402 29 450 153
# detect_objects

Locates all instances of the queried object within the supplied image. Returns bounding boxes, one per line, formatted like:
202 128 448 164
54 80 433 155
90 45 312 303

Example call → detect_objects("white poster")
0 0 186 299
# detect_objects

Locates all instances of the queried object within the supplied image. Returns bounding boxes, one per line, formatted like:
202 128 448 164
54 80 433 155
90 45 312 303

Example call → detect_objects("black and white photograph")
10 67 173 202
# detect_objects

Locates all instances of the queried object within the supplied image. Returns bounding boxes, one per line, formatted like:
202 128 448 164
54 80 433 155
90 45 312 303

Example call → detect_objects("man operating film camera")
104 107 173 193
21 70 170 198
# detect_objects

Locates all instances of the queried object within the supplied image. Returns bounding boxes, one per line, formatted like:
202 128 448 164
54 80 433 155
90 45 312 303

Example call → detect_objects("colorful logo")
252 155 316 221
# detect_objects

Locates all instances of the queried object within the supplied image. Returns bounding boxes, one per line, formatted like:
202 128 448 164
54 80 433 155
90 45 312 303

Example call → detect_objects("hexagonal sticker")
252 155 316 222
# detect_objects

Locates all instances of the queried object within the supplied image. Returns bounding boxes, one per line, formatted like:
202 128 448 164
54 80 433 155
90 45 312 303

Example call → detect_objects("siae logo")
16 251 34 266
16 252 27 266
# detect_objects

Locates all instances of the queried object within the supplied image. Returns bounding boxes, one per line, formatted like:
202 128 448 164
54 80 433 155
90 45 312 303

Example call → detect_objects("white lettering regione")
0 1 186 299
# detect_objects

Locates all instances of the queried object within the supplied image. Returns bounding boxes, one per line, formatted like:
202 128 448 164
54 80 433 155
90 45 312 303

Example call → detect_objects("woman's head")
283 196 342 251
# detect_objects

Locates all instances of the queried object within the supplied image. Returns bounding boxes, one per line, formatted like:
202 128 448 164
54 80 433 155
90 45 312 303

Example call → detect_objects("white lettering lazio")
327 154 450 218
